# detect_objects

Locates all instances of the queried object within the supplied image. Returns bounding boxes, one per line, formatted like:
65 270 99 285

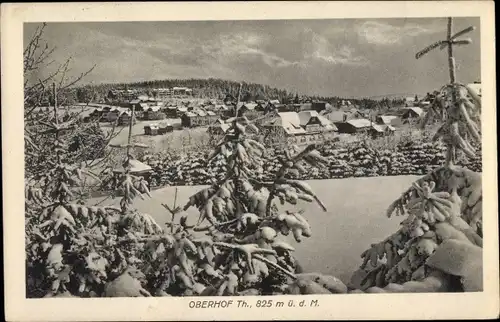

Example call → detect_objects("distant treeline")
67 78 409 109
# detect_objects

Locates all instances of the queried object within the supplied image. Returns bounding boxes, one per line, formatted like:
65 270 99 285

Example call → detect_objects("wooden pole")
446 17 458 166
447 18 457 84
126 104 135 160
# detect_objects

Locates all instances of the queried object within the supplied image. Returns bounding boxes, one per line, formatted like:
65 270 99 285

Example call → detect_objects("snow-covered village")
22 16 484 299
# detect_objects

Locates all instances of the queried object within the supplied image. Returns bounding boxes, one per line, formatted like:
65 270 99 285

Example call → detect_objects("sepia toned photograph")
3 1 498 321
23 15 484 298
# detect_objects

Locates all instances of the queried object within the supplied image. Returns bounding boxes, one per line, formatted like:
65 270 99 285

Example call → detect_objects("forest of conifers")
71 78 407 108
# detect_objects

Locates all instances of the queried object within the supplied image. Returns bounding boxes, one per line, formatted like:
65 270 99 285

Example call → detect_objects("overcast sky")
24 17 480 98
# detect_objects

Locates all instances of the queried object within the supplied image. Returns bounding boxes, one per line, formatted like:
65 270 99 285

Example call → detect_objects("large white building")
262 110 338 145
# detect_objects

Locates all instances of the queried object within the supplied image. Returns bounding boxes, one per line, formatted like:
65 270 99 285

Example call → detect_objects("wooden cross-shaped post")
416 17 475 166
416 17 475 85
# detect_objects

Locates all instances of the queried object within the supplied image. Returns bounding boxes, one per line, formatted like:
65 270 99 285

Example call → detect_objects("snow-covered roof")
371 124 386 133
347 118 372 128
276 112 306 135
377 115 398 124
406 107 424 116
298 110 338 131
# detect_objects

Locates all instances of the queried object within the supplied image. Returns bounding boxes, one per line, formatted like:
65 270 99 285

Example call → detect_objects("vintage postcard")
2 1 498 321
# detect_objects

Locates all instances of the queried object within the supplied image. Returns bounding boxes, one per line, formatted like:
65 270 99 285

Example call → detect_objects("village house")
144 123 160 136
143 106 166 121
323 107 367 123
262 112 306 145
144 122 173 136
156 88 172 99
334 118 373 134
105 107 127 123
401 107 424 121
181 109 218 128
297 110 337 142
369 123 396 138
172 87 193 96
117 110 137 126
262 110 337 145
164 106 179 118
87 107 107 121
